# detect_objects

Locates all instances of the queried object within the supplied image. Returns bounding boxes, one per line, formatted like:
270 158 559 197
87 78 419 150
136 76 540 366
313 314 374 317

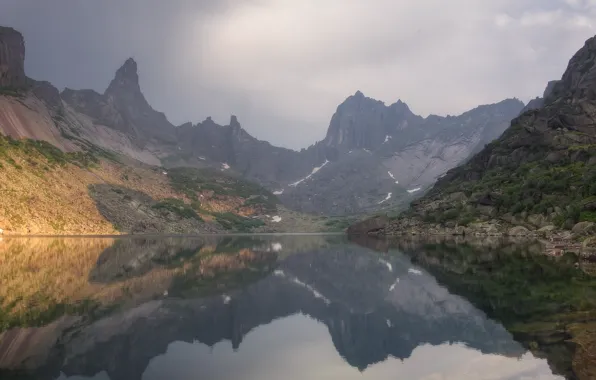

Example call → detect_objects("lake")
0 235 594 380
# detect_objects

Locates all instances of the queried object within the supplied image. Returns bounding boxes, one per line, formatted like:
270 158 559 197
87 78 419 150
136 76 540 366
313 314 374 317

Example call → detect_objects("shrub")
153 198 202 221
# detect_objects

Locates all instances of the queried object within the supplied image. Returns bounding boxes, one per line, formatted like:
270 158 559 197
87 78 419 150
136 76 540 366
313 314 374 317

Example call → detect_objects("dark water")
1 235 594 380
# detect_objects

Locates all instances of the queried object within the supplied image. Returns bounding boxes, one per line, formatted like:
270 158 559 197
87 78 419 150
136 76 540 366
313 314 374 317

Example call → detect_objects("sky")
1 0 596 150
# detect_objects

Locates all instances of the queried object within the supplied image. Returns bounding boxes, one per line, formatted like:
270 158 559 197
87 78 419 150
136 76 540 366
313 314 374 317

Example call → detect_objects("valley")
0 25 526 234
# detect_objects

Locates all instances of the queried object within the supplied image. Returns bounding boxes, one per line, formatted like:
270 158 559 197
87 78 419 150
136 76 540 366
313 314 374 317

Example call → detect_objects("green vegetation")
152 198 203 221
0 134 107 169
400 241 596 378
324 217 358 231
0 86 24 98
166 167 278 211
0 295 102 332
436 151 596 227
213 212 265 231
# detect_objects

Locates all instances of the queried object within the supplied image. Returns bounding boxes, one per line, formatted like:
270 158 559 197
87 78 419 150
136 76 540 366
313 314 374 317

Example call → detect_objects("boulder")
538 225 557 234
347 216 389 235
508 226 531 236
528 214 549 228
572 222 596 235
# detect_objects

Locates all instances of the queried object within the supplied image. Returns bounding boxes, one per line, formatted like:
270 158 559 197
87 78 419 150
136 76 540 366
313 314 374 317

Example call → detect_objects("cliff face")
0 26 26 89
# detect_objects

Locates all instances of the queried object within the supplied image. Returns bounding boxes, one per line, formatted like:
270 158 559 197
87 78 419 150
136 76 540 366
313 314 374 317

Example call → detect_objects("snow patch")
378 259 393 272
378 192 392 204
408 268 422 275
387 171 399 184
198 156 206 161
274 269 286 277
271 216 282 223
221 163 230 170
274 270 330 304
363 149 372 154
222 295 232 304
289 160 329 187
273 190 284 195
162 171 167 175
389 278 400 291
384 135 392 143
407 187 422 194
271 242 283 252
386 319 392 327
290 277 331 304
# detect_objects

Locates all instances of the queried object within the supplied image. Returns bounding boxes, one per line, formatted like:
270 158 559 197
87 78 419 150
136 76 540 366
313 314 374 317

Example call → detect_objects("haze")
2 0 596 149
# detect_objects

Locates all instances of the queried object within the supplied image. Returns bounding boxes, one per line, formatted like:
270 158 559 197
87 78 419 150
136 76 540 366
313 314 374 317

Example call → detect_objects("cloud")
1 0 596 149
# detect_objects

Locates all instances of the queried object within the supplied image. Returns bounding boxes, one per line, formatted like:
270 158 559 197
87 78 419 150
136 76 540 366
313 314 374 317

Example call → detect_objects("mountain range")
0 25 527 224
351 32 596 246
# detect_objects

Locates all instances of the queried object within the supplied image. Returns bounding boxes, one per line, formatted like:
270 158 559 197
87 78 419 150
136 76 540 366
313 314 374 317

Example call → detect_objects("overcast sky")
2 0 596 149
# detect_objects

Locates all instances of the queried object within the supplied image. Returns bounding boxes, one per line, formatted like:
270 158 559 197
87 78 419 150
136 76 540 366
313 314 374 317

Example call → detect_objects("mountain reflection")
0 235 565 380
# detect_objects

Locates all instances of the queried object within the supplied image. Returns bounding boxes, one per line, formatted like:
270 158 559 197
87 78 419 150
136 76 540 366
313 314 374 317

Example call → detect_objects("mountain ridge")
1 25 526 218
351 33 596 247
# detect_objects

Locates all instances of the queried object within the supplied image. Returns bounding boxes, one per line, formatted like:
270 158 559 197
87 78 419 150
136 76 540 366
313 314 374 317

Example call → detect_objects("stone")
583 236 596 248
572 222 596 235
508 226 531 236
528 214 549 228
0 26 27 88
538 225 557 233
347 215 389 235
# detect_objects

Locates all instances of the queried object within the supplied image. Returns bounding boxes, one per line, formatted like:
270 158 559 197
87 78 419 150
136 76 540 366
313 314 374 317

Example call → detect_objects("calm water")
1 235 594 380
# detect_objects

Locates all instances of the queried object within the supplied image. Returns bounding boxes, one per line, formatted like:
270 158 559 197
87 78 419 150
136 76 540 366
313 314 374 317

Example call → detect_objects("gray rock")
347 215 389 235
508 226 531 236
572 222 596 235
0 26 27 88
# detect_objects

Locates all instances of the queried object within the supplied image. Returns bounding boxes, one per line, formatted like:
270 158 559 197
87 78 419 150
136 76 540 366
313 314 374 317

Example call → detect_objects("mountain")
352 34 596 244
0 25 524 221
276 94 523 215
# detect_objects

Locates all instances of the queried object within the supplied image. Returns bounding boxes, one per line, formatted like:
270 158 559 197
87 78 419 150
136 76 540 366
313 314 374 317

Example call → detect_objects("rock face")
62 58 176 147
0 27 26 88
365 33 596 236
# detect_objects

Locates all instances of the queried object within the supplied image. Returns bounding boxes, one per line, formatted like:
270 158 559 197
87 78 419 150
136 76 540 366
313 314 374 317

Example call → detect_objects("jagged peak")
547 34 596 102
105 57 140 96
0 25 27 88
230 115 240 127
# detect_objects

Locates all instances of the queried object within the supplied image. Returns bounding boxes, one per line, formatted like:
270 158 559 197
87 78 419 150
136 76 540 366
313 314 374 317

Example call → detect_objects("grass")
213 212 265 231
152 198 203 221
166 167 278 211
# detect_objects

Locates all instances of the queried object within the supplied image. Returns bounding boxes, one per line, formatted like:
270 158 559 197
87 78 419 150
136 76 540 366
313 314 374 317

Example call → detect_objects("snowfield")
289 160 329 187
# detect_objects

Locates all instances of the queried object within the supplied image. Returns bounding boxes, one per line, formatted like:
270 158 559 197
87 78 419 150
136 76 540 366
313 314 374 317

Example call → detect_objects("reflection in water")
0 235 579 379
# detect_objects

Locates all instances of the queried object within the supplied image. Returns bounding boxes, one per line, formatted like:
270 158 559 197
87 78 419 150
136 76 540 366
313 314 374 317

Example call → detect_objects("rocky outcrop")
61 58 176 147
347 215 389 235
0 27 26 89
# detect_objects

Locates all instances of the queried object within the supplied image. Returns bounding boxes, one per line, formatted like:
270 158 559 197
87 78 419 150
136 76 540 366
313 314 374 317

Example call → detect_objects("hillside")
0 134 333 235
351 34 596 247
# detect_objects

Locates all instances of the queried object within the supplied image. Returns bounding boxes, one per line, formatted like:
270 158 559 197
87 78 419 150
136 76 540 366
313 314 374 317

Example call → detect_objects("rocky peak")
105 58 142 98
0 26 27 88
230 115 240 128
323 92 420 152
547 35 596 102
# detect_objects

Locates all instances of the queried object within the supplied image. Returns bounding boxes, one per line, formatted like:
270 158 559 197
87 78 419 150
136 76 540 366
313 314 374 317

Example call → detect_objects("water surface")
1 235 594 379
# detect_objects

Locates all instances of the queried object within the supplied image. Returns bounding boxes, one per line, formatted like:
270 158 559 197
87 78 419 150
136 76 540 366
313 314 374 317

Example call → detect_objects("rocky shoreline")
348 215 596 258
